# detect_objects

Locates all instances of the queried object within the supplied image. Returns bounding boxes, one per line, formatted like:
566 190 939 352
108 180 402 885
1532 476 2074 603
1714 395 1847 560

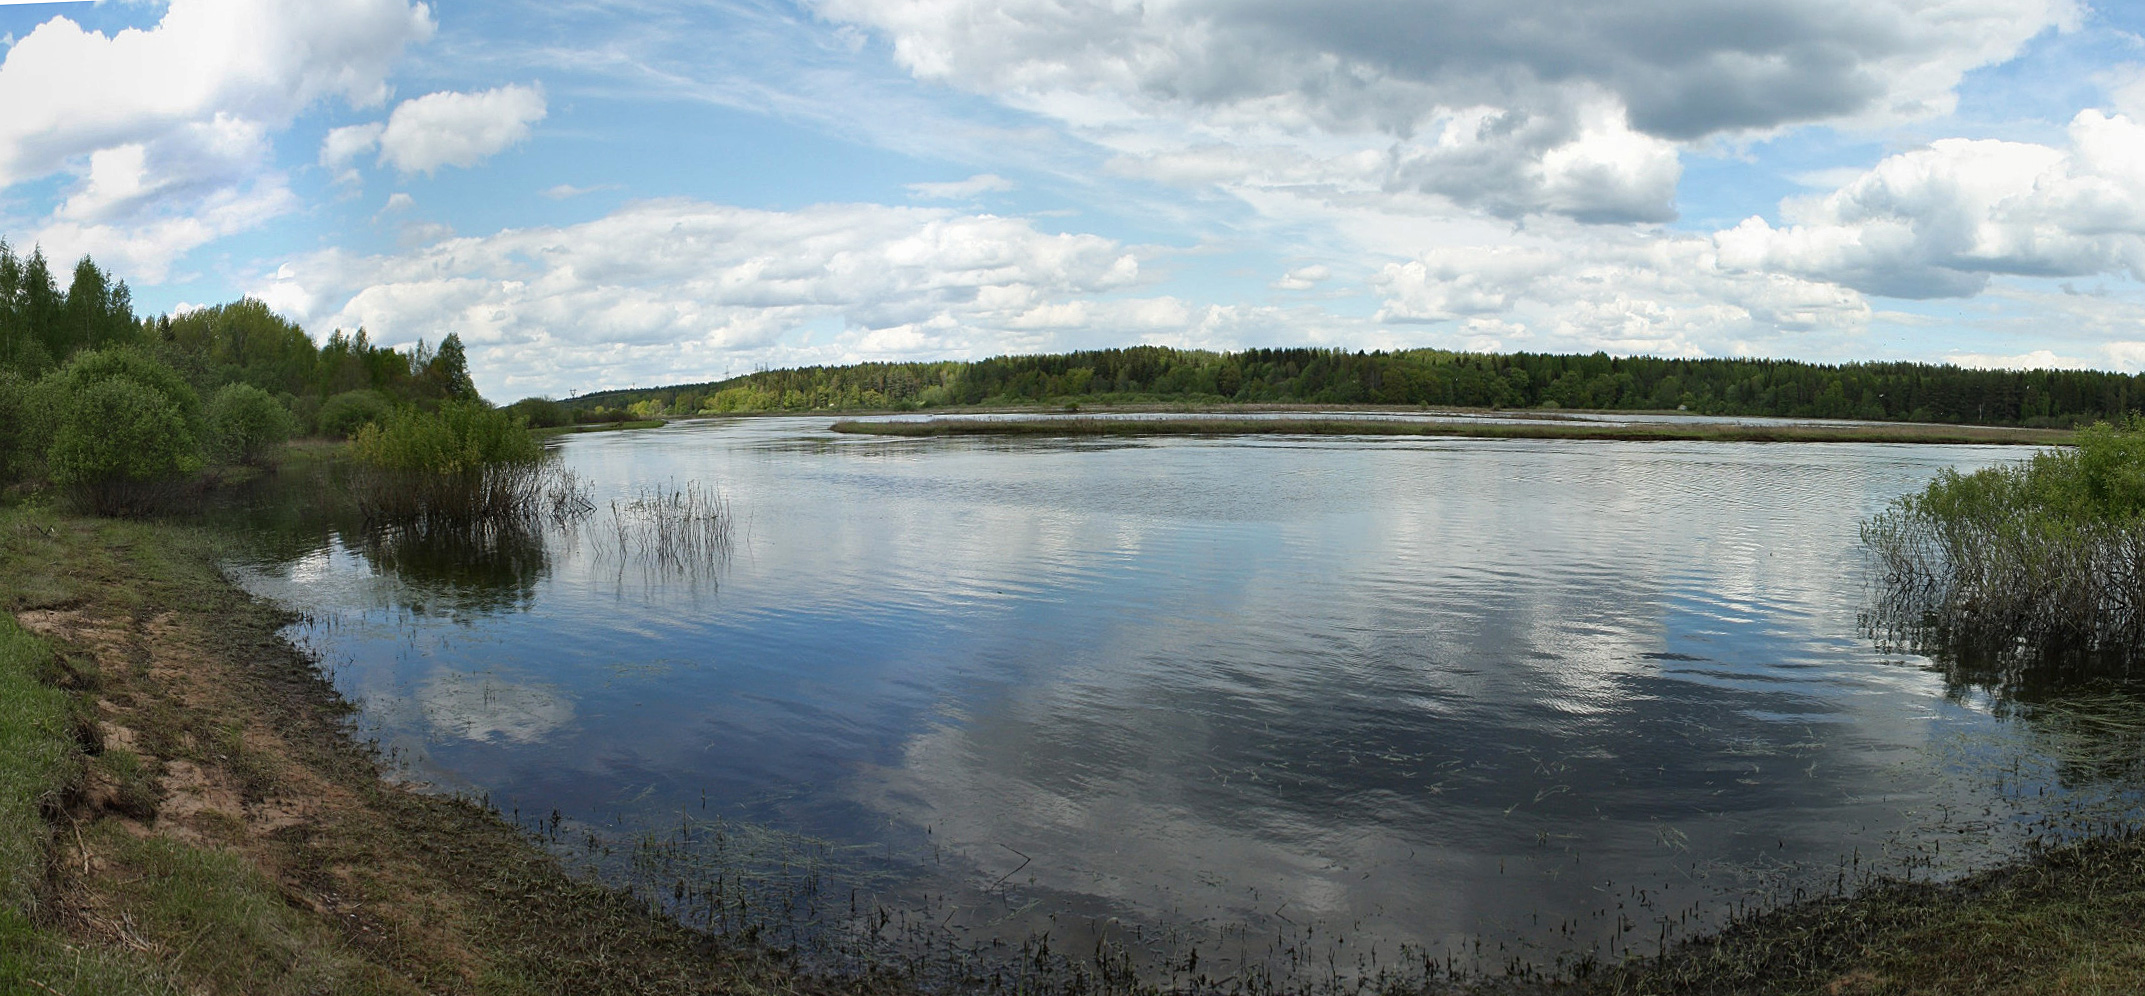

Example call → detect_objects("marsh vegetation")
1865 418 2145 661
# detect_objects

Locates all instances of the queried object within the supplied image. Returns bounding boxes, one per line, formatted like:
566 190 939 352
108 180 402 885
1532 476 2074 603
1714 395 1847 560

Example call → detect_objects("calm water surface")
227 418 2143 974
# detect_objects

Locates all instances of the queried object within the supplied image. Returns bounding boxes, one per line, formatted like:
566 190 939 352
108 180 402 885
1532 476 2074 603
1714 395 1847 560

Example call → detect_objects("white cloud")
321 122 385 171
815 0 2075 223
1273 264 1330 290
1717 110 2145 298
907 173 1015 199
256 199 1149 396
377 84 548 176
0 0 432 185
1371 230 1872 356
541 183 618 200
0 0 432 281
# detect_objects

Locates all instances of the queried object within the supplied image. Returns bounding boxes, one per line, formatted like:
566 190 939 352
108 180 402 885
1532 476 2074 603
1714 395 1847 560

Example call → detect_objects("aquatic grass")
599 481 734 576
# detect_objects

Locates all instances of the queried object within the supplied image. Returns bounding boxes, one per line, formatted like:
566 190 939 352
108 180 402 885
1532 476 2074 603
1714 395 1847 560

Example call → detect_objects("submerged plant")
1864 418 2145 663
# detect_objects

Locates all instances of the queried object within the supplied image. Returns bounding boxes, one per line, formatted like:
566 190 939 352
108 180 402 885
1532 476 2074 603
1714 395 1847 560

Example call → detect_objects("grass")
0 612 76 915
831 417 2074 445
532 418 665 439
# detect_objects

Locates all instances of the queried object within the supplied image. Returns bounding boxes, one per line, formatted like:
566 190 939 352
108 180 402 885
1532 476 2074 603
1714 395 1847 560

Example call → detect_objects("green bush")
1865 418 2145 657
206 383 295 465
316 390 392 439
48 379 203 500
350 402 554 525
353 401 541 474
508 396 570 429
27 347 203 455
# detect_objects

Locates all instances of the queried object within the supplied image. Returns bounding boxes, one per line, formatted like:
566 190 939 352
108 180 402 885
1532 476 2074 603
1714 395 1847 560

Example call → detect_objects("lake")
225 417 2145 981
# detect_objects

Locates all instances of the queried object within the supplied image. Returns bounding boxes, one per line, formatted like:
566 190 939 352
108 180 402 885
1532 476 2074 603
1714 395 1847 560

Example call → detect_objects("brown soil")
9 517 838 995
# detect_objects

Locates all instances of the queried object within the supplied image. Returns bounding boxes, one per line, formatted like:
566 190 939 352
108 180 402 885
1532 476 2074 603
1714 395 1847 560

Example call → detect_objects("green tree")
426 333 479 401
207 382 295 465
317 390 393 439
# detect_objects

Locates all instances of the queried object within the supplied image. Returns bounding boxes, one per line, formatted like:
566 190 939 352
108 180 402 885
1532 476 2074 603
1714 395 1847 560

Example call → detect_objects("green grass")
0 613 74 915
832 416 2073 445
531 419 665 439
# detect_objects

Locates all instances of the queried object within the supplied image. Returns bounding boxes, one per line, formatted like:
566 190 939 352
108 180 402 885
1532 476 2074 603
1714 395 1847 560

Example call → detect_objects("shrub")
350 401 564 525
47 379 203 513
207 383 296 465
316 390 393 439
508 396 571 429
27 347 204 455
352 400 541 474
1865 418 2145 659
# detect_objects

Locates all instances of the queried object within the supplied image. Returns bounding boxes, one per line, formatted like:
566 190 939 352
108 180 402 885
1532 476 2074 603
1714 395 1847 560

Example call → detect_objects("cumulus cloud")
816 0 2074 223
376 84 548 176
0 0 432 279
256 199 1148 396
1717 109 2145 298
1372 232 1872 356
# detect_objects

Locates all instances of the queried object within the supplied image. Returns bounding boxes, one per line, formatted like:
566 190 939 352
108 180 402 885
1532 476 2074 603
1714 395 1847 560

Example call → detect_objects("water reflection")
219 419 2145 978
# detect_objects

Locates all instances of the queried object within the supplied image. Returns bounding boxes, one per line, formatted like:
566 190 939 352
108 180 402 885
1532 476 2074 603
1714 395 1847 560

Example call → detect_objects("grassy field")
832 417 2075 446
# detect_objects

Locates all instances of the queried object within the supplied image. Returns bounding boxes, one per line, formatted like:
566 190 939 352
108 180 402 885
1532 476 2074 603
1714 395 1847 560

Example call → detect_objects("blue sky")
3 0 2144 399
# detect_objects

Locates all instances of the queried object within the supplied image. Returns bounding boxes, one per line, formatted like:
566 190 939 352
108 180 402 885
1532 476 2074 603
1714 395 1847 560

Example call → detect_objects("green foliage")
206 382 295 465
0 615 75 915
1866 418 2145 656
352 401 540 474
575 346 2145 427
47 379 203 494
0 371 23 480
508 395 571 428
0 241 133 378
316 389 393 439
32 346 206 448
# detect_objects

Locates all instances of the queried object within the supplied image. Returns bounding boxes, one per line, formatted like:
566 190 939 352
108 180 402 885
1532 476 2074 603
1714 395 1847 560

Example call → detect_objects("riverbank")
0 499 822 995
3 484 2142 995
832 416 2073 446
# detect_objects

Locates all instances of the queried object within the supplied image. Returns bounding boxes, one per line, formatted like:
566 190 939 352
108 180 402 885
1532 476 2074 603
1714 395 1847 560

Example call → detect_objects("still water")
228 418 2144 976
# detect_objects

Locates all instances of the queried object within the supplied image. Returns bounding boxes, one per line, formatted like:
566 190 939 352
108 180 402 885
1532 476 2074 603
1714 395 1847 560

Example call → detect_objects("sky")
2 0 2145 400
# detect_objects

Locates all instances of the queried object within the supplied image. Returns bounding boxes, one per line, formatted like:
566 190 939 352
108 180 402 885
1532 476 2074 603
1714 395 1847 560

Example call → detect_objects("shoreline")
2 471 2141 993
830 415 2074 446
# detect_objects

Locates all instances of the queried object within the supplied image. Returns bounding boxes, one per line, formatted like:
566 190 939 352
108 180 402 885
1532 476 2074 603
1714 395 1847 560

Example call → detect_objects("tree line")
0 239 490 510
570 346 2145 427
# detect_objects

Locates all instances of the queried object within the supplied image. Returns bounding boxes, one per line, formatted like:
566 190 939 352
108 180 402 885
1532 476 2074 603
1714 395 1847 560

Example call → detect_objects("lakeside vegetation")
569 346 2145 427
833 417 2074 445
1867 417 2145 664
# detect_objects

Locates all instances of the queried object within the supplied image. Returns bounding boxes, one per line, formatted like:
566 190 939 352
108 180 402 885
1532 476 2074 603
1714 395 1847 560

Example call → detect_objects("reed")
1863 419 2145 660
601 481 733 572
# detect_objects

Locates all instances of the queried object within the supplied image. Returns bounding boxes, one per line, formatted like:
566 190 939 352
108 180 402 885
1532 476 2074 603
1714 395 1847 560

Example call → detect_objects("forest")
572 346 2145 427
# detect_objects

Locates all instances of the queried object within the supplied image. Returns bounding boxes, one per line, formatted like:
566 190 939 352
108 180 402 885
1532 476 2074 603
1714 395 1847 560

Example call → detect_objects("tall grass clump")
0 615 76 916
603 481 733 574
351 401 589 526
1865 418 2145 658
